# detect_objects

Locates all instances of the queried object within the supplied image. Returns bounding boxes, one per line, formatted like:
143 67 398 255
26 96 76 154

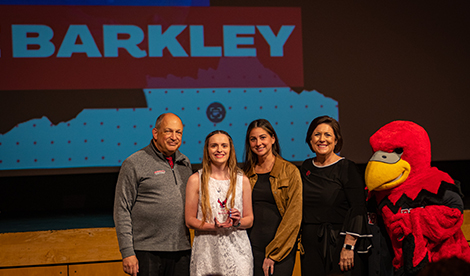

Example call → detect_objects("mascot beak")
365 150 411 191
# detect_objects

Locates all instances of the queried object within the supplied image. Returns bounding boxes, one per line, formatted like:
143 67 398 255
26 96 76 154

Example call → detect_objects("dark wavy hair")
242 119 281 175
305 116 343 153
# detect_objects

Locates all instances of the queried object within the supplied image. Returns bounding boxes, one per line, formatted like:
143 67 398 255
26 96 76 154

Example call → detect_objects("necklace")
214 177 228 193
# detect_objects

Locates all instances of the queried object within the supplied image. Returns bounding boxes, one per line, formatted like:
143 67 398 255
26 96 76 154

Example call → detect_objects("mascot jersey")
364 121 470 276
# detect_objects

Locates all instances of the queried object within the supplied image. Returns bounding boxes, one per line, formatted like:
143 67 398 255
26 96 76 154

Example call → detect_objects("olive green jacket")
247 155 302 262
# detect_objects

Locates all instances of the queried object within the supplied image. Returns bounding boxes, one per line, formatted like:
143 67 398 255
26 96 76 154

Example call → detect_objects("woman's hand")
339 234 357 271
339 247 354 272
214 215 233 228
262 257 275 276
229 208 241 226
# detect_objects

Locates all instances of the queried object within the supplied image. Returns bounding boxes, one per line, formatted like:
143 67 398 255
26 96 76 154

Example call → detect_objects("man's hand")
122 255 139 276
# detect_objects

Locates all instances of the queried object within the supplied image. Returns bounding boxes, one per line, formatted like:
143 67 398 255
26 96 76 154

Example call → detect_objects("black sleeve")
341 160 372 250
343 160 368 226
442 189 464 213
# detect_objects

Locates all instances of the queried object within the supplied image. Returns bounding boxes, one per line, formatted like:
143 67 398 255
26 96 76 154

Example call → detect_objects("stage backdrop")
2 1 469 176
0 2 337 176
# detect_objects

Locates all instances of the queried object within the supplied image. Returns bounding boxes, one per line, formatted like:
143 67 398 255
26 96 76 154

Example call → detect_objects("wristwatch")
343 244 355 250
233 221 241 227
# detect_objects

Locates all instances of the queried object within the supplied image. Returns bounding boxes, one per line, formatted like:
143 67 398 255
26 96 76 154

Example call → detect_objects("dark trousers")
301 224 367 276
135 250 191 276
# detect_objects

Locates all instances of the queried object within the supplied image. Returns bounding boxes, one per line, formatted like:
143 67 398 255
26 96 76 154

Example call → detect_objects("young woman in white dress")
185 130 254 276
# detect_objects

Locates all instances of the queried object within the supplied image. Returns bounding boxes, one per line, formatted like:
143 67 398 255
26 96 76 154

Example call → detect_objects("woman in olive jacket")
243 119 302 276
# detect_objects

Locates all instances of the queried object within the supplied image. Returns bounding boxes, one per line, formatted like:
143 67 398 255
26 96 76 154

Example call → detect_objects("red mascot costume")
365 121 470 276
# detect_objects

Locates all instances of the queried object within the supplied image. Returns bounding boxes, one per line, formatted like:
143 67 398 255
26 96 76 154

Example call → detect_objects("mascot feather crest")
365 120 470 275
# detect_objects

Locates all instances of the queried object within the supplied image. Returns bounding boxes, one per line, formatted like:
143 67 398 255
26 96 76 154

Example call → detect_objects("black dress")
249 173 297 276
300 158 371 276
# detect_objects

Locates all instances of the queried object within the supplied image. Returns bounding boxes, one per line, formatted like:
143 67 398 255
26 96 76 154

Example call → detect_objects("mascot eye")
393 148 404 154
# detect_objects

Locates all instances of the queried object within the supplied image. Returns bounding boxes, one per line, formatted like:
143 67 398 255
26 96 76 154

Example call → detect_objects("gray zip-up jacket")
113 141 192 258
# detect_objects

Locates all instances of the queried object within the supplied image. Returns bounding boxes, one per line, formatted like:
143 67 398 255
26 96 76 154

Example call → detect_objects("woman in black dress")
243 119 302 276
300 116 371 276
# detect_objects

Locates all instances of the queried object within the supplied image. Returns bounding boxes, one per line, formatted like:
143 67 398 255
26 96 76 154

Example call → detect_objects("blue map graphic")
0 88 338 171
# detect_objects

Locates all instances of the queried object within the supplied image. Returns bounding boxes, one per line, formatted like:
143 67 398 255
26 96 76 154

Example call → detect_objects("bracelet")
233 221 241 227
343 244 355 250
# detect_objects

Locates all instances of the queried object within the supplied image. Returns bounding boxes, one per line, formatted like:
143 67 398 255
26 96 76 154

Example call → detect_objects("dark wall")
1 161 468 226
213 0 470 163
0 172 118 219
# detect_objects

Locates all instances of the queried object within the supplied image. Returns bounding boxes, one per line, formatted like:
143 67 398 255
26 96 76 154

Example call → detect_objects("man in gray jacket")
114 113 192 276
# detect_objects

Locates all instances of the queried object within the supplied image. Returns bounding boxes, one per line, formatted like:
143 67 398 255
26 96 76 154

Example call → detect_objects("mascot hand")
382 207 429 273
410 205 463 243
382 207 412 241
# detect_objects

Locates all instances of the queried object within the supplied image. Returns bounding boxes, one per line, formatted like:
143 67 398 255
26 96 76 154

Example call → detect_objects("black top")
249 173 282 251
301 158 371 246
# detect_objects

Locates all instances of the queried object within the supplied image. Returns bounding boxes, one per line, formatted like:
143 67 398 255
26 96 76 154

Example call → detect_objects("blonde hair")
200 130 241 226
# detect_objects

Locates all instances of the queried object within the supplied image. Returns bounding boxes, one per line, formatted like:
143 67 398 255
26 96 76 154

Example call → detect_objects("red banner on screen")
0 5 303 90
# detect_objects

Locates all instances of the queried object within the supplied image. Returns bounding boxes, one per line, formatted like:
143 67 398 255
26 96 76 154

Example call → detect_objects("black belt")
317 223 339 266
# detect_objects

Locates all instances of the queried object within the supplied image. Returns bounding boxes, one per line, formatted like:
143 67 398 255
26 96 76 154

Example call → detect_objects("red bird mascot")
365 121 470 276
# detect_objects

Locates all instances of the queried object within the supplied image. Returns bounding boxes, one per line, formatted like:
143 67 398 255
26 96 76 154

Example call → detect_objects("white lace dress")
190 170 253 276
